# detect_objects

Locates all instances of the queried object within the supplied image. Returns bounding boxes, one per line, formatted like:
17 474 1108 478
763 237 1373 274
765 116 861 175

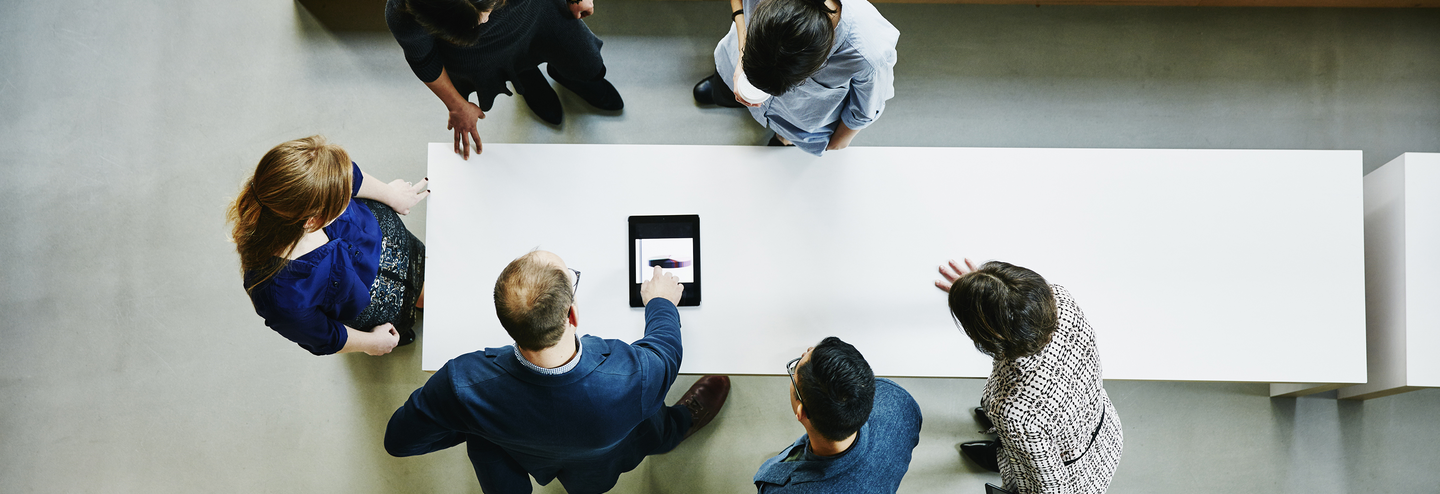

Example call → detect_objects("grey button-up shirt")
714 0 899 156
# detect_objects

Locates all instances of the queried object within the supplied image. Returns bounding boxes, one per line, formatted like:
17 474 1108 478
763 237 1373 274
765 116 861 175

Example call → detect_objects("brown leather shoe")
677 375 730 439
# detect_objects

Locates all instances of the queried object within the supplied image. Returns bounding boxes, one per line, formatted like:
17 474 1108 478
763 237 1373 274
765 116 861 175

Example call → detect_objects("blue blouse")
245 163 381 355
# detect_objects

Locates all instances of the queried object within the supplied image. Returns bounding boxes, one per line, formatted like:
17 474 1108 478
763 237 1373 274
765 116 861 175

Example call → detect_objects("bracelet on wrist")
732 9 743 18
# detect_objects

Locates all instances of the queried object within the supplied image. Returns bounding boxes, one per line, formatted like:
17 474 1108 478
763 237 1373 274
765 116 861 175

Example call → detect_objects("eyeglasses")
569 268 581 295
786 356 806 408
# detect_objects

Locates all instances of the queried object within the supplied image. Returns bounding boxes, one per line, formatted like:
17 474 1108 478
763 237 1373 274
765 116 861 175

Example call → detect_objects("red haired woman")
228 136 430 356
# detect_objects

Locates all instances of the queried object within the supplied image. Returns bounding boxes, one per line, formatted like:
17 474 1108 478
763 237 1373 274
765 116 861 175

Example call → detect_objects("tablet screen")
636 238 695 283
629 215 701 307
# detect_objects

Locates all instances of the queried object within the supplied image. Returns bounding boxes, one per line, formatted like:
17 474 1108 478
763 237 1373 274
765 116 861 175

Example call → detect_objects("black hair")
796 336 874 442
404 0 507 46
741 0 839 96
948 261 1058 360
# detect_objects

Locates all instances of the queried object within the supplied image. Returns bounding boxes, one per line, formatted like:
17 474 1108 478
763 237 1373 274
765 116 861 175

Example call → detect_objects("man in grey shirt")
693 0 899 156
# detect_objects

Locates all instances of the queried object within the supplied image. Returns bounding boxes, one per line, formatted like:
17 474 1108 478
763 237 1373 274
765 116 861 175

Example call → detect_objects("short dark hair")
796 336 874 442
948 261 1058 360
742 0 839 96
404 0 507 46
493 252 573 351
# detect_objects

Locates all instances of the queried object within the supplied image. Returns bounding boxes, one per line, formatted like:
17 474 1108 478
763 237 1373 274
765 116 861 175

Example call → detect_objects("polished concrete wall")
1 1 1438 492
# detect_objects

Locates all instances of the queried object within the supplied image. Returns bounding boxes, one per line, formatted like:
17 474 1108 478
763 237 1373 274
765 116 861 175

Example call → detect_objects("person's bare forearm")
336 326 373 354
424 68 469 111
830 121 860 148
357 170 402 207
731 0 746 51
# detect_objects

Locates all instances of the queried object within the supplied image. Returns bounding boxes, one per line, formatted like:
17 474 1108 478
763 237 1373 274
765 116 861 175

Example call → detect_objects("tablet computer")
629 215 701 307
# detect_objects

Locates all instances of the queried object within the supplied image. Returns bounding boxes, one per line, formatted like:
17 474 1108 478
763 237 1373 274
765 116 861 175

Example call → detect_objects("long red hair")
227 136 353 292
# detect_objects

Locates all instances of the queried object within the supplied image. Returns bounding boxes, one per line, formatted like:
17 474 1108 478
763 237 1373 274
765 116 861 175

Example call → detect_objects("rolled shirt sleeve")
840 50 896 131
266 305 349 356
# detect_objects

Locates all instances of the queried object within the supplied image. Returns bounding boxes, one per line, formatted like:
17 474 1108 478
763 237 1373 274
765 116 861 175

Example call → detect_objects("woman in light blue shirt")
694 0 899 156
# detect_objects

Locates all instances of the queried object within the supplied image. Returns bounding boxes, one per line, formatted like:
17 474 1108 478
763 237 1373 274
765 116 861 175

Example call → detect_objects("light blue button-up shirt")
715 0 899 156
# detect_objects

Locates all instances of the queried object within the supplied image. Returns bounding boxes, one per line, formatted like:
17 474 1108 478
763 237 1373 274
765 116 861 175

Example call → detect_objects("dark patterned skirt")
342 199 425 333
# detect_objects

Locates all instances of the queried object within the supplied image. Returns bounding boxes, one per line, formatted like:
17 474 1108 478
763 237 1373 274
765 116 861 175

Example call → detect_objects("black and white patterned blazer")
982 285 1124 494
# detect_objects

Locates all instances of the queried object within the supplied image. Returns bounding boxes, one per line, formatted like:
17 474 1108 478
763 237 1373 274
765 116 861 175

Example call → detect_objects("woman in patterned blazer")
936 259 1124 494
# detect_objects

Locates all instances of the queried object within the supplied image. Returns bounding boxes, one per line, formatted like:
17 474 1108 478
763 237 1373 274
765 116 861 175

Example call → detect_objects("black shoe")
960 440 1001 472
693 73 744 108
547 66 623 111
974 407 993 430
397 326 416 347
515 68 563 125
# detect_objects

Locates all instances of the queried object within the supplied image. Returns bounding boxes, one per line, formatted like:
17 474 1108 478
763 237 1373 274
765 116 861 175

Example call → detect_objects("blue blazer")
754 378 923 493
385 300 686 493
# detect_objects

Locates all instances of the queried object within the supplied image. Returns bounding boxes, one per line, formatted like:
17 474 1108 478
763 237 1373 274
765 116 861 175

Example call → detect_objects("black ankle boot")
960 440 1001 472
974 407 994 430
515 68 563 125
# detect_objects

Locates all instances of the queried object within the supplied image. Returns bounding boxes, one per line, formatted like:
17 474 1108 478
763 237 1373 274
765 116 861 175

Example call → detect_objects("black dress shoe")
961 440 1001 472
693 76 715 105
693 73 745 108
547 65 623 111
515 68 563 125
397 326 417 347
974 407 994 430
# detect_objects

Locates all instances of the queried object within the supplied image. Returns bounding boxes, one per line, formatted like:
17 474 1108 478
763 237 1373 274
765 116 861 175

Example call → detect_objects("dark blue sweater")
384 300 685 490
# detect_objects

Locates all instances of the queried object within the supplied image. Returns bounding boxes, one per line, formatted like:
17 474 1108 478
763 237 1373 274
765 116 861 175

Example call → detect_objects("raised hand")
935 258 978 292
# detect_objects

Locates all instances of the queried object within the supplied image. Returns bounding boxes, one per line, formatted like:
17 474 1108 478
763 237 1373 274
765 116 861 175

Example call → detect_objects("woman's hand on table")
385 178 430 215
935 258 977 292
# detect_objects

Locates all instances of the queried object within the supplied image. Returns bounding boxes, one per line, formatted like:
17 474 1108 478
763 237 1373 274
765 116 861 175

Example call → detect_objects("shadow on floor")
296 0 391 31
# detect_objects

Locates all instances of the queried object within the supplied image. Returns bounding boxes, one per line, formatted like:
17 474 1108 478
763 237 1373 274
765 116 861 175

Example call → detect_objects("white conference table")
1340 153 1440 400
423 143 1365 389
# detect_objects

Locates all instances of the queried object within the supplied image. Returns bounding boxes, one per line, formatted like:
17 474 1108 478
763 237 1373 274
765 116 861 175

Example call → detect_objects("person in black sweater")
386 0 624 158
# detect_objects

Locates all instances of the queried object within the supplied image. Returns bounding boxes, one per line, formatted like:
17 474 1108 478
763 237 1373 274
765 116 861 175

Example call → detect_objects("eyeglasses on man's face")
569 268 581 295
786 356 806 408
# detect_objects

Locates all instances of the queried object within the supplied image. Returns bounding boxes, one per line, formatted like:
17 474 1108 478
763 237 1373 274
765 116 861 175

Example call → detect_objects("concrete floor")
2 1 1439 492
